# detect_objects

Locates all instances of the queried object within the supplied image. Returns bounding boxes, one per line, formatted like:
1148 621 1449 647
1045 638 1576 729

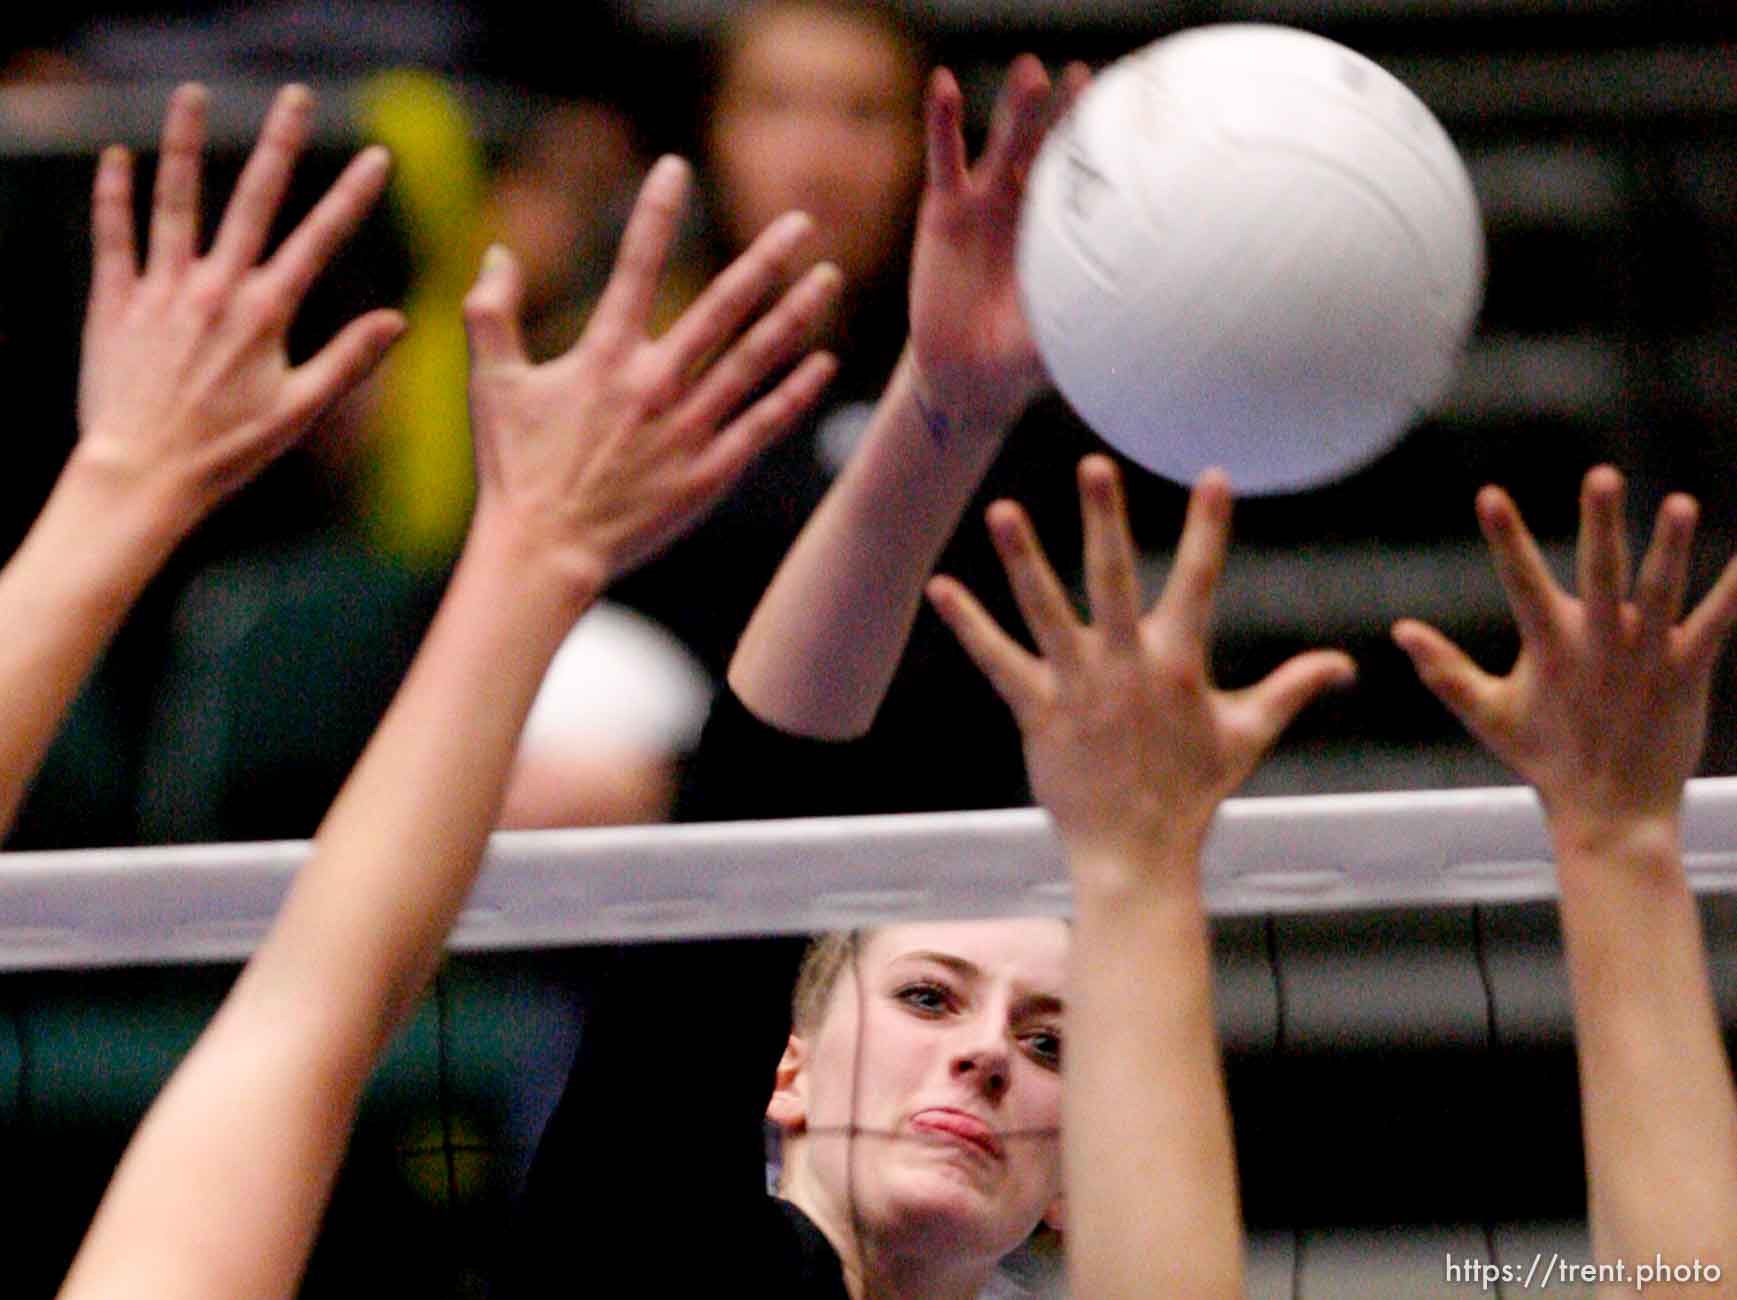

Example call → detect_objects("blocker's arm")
57 158 838 1300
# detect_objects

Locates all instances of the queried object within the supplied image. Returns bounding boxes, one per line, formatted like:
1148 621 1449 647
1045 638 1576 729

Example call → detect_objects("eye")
1022 1027 1063 1071
894 980 955 1016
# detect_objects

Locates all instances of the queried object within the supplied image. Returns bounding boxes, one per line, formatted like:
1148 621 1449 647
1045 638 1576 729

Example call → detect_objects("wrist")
1548 807 1691 906
1548 806 1682 863
462 500 606 626
48 447 196 578
1065 826 1211 909
903 346 1035 449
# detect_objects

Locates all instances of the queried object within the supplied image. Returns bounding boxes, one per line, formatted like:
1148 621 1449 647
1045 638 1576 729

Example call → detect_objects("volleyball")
1017 24 1484 494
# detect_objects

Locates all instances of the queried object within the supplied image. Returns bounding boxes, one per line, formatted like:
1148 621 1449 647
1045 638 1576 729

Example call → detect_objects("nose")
951 1042 1010 1103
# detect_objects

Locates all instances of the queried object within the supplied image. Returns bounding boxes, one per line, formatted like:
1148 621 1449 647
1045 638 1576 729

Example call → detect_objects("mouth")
907 1109 1004 1162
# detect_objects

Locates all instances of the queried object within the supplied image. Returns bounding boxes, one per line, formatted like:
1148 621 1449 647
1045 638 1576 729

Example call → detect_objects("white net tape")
6 776 1737 971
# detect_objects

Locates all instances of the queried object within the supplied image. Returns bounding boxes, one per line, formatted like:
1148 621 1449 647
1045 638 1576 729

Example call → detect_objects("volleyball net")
7 775 1737 972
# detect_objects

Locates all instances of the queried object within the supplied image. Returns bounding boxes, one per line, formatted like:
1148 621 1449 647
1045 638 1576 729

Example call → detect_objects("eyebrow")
892 950 1066 1017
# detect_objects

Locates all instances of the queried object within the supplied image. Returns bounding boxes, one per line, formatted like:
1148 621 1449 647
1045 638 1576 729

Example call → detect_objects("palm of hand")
1018 625 1255 860
1455 602 1711 826
1395 470 1737 831
906 58 1088 428
461 161 840 595
930 459 1354 872
908 184 1036 408
74 84 401 512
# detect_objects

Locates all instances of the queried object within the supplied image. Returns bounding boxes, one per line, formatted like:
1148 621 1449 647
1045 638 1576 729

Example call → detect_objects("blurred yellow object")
355 70 488 569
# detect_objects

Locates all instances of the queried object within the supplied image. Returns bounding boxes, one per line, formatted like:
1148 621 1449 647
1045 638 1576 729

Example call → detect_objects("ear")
766 1032 810 1135
1042 1193 1065 1233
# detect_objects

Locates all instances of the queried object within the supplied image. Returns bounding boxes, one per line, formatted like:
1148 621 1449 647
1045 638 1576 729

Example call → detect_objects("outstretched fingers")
147 83 209 278
207 84 314 277
462 245 528 369
928 574 1044 719
658 208 816 383
1392 618 1499 742
1476 485 1563 649
88 146 137 317
1575 466 1630 645
1053 61 1092 123
691 350 838 506
1635 493 1698 643
1232 650 1356 755
589 155 690 341
988 499 1083 671
261 144 391 312
672 260 840 436
979 55 1053 199
1078 455 1140 648
923 68 968 198
1156 469 1233 648
1680 552 1737 671
285 308 406 426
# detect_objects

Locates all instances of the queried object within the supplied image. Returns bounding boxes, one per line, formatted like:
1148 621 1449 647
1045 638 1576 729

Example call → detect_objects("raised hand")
462 155 840 596
1393 466 1737 832
929 455 1354 869
0 85 403 846
76 83 404 515
907 57 1088 437
723 58 1086 741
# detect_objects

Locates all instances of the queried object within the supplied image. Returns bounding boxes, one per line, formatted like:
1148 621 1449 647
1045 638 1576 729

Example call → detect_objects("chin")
871 1162 1029 1260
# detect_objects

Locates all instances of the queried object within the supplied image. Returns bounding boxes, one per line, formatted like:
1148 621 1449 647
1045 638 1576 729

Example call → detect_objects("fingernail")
772 210 815 241
648 154 689 187
481 243 511 276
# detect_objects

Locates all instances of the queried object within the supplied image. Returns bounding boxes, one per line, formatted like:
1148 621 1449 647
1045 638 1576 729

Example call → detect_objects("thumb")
1232 649 1356 755
287 308 406 423
1392 618 1496 738
462 243 526 367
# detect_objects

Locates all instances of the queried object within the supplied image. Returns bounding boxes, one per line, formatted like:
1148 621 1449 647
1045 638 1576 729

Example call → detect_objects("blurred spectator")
489 98 642 360
703 0 928 374
605 0 1099 817
606 1 934 675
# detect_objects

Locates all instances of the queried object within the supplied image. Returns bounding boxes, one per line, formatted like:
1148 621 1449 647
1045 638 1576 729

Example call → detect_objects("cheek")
831 1003 935 1118
1015 1071 1065 1182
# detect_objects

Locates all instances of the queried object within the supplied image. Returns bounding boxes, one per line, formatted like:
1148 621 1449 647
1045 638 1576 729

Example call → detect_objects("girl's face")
707 5 925 294
770 919 1068 1266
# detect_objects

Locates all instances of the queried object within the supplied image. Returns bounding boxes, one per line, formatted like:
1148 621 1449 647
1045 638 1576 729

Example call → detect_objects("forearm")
256 508 591 1042
728 348 1015 738
1552 815 1737 1282
1065 845 1245 1300
0 452 190 840
61 510 591 1299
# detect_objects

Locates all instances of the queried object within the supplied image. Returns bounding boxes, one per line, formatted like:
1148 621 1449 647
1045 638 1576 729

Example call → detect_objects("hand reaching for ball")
907 56 1088 440
929 455 1355 874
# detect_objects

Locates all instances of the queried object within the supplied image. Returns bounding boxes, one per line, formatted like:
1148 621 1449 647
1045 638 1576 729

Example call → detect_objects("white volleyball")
1017 23 1484 494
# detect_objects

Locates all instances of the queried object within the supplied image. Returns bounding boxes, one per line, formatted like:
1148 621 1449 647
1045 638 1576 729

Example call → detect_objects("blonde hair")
790 930 860 1033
